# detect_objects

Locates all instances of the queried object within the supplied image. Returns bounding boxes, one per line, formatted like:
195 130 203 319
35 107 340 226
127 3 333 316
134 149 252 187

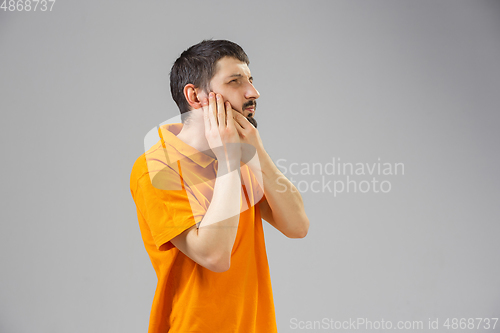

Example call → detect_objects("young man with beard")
130 39 309 332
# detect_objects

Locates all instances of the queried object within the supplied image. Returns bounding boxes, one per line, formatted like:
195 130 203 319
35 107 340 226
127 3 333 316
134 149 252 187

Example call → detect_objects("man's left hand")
232 110 264 165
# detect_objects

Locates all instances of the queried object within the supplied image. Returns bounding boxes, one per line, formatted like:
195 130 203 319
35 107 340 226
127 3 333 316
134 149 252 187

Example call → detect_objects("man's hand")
202 92 241 173
171 92 244 273
232 110 265 165
232 103 309 239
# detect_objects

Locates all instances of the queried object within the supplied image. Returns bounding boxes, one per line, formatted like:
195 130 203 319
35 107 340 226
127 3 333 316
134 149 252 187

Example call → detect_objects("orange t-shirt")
130 123 277 333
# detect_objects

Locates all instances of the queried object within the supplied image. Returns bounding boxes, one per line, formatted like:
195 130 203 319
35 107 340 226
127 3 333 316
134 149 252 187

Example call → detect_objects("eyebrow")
226 74 253 81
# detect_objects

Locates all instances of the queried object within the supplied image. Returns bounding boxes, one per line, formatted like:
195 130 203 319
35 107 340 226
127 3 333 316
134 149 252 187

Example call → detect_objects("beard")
246 114 257 128
242 101 257 128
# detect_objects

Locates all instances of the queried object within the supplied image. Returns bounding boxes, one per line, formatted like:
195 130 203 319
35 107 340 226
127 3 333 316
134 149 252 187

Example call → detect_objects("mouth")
245 107 255 115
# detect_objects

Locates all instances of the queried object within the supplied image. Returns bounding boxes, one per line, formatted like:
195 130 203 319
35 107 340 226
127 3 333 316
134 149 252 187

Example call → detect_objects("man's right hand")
202 92 241 173
171 92 243 273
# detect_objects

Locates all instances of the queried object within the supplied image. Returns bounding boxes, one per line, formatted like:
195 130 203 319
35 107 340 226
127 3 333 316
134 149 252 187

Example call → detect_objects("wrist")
217 157 241 175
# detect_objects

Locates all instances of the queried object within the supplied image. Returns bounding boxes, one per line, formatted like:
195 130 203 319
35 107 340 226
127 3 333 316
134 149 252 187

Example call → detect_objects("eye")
229 79 238 83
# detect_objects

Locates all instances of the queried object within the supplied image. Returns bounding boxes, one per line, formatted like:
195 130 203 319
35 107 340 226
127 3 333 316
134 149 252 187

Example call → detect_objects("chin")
246 115 258 128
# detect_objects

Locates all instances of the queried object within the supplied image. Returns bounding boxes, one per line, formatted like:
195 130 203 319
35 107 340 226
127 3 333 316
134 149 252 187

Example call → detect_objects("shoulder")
130 153 147 193
130 141 185 195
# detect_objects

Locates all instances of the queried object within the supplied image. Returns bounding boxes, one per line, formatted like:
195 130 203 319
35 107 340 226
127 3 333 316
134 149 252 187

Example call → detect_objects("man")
130 39 309 332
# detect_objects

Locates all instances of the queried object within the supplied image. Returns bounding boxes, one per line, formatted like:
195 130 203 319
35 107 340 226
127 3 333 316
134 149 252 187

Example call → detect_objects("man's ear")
183 84 205 110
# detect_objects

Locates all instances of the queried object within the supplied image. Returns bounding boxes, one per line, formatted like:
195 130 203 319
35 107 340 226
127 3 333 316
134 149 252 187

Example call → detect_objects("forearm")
255 147 309 237
195 162 241 267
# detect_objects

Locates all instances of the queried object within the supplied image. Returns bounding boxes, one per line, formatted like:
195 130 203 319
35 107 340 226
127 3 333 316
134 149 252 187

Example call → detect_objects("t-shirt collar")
159 123 216 168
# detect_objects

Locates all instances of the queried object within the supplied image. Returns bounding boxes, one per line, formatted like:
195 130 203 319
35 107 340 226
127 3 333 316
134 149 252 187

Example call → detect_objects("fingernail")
209 92 214 98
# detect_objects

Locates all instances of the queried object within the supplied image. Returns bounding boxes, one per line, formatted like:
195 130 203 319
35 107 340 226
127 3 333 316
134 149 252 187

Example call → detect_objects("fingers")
216 94 226 128
232 111 250 130
233 112 244 135
208 92 218 127
225 101 236 128
206 92 238 130
231 109 244 130
202 97 211 131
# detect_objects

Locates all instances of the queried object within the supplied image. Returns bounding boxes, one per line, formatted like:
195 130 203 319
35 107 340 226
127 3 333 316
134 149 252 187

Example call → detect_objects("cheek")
227 98 243 112
234 109 245 117
219 90 242 111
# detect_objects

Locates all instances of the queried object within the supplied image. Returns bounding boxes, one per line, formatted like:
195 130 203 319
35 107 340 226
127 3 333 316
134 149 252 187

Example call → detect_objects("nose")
245 83 260 100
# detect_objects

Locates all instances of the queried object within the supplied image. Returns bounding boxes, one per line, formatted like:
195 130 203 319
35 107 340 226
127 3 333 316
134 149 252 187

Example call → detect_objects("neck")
176 118 216 159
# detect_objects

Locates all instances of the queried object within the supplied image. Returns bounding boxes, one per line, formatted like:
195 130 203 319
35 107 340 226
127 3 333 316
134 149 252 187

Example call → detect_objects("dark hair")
169 39 250 123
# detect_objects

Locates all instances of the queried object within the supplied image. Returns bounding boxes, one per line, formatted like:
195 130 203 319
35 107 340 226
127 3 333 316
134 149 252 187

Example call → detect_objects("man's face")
204 56 260 121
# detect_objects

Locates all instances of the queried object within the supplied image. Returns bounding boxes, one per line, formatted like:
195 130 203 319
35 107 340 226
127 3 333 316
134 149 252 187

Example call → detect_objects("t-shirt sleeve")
134 168 206 251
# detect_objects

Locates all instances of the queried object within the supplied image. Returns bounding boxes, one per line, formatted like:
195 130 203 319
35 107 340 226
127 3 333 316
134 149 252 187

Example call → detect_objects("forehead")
213 56 251 79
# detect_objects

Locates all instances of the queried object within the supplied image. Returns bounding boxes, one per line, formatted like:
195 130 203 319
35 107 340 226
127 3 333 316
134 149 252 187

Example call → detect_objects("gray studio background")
1 0 499 332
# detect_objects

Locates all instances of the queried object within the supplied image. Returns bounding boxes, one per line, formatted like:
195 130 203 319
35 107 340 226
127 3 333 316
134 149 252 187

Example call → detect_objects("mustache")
243 101 257 110
242 101 257 128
